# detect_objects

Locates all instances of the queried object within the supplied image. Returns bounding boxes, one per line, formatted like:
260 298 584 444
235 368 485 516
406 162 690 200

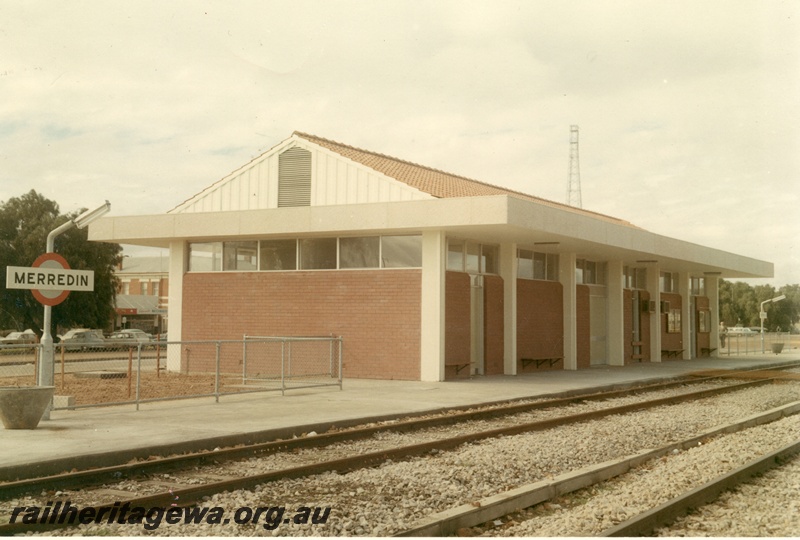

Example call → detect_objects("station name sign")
6 266 94 292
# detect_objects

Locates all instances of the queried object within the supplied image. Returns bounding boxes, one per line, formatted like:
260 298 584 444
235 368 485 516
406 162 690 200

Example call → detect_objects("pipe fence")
719 331 796 356
0 336 342 411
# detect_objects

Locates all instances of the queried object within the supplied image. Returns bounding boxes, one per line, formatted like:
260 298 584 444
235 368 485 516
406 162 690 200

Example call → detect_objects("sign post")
5 201 110 420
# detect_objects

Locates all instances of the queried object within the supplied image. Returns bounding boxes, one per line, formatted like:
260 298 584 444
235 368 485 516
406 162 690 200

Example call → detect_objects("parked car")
59 329 106 351
0 330 38 345
107 329 154 348
727 327 755 335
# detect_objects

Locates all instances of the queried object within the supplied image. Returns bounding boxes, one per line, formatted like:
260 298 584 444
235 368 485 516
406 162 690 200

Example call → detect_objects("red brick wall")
445 272 471 379
483 275 505 376
517 279 563 372
576 285 591 369
660 293 683 356
182 270 421 380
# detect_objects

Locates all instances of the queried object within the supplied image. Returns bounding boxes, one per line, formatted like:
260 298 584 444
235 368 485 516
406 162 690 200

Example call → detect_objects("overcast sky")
1 1 797 285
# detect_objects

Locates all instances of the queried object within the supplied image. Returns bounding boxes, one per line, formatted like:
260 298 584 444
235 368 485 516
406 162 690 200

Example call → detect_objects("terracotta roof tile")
294 131 638 228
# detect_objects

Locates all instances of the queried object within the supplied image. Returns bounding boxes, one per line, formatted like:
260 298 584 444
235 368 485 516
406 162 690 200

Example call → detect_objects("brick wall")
517 279 563 372
182 270 422 380
483 275 505 376
445 272 471 379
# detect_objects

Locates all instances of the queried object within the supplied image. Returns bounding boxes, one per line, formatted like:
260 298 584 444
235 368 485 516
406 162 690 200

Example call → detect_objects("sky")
1 1 798 286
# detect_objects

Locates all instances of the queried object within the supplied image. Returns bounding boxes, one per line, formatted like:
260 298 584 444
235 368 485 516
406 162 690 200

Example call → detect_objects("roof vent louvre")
278 147 312 207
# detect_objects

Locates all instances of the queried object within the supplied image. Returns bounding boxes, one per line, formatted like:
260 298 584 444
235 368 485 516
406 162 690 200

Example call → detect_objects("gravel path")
9 381 800 537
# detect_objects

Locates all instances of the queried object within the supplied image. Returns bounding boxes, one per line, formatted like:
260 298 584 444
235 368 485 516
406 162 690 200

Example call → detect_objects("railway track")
2 374 799 535
442 413 800 538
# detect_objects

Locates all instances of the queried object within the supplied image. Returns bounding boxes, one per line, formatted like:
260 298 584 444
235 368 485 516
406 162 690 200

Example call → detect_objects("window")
481 245 498 275
577 259 606 285
122 282 130 295
381 236 422 268
447 240 499 274
624 266 647 289
299 238 337 270
660 272 678 293
667 309 681 333
691 277 706 296
447 241 464 271
141 282 148 295
153 282 159 298
260 239 297 271
518 249 558 281
192 235 423 273
189 242 222 271
339 236 380 269
223 241 258 271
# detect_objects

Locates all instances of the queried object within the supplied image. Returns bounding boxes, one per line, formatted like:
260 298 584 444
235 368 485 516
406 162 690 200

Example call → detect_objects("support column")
707 276 720 358
420 230 446 381
500 242 517 375
679 272 692 359
559 252 578 370
607 260 625 366
646 264 661 362
166 241 186 372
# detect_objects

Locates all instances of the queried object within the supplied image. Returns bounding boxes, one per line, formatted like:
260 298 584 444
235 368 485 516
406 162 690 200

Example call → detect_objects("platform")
1 353 798 480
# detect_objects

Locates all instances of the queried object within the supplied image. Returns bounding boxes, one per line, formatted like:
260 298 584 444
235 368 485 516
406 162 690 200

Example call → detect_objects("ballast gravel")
492 414 800 537
10 381 800 537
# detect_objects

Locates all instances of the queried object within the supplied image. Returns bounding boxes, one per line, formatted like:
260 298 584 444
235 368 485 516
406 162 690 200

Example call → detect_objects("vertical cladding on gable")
516 279 564 372
445 272 471 378
576 285 591 369
182 270 422 380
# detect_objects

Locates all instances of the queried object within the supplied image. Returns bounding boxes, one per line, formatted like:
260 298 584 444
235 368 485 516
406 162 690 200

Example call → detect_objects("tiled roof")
294 131 638 228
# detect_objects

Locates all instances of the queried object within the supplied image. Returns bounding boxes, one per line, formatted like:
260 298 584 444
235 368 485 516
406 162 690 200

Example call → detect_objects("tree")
0 190 122 336
719 279 799 332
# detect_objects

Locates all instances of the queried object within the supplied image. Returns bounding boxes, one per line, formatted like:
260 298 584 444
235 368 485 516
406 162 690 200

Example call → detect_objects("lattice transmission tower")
567 125 582 208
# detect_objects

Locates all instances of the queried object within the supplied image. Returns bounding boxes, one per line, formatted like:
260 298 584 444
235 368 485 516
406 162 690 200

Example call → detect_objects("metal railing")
719 332 796 356
0 336 342 411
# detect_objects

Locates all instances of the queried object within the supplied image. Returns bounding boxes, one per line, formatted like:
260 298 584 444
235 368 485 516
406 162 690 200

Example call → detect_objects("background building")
115 256 169 335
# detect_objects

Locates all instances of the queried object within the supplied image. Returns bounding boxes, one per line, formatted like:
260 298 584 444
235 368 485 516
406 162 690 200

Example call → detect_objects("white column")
607 260 625 366
559 252 578 370
707 276 720 357
420 230 446 381
646 265 661 362
166 241 186 372
679 273 692 359
499 242 517 375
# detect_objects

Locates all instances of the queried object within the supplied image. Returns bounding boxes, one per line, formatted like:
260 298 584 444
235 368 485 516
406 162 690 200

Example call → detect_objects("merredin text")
8 501 332 531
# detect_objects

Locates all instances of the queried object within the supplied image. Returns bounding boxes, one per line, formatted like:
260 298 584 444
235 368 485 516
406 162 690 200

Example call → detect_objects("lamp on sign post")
38 201 110 419
760 294 786 354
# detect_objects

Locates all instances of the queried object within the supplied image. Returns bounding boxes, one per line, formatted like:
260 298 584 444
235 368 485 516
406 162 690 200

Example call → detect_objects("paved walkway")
1 353 798 479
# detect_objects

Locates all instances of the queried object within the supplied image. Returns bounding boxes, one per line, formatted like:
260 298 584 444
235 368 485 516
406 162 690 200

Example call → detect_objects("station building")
89 132 772 381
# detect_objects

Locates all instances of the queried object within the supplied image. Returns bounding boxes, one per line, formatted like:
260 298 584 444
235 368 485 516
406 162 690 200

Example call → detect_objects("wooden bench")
700 347 717 357
445 361 472 375
661 349 684 358
521 357 563 368
631 341 645 362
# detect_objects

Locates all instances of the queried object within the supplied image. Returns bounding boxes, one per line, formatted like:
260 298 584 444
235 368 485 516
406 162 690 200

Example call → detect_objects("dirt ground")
0 372 269 406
